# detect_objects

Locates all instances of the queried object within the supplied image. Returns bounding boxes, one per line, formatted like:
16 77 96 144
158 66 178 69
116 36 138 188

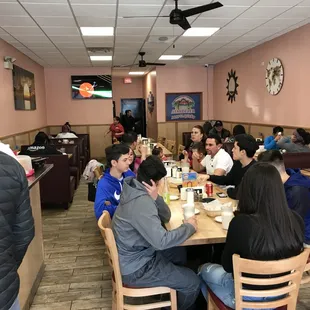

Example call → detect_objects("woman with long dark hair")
199 162 304 308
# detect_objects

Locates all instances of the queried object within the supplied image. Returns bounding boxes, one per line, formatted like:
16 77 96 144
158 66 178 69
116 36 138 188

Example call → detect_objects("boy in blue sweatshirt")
264 126 283 150
258 150 310 246
94 144 135 219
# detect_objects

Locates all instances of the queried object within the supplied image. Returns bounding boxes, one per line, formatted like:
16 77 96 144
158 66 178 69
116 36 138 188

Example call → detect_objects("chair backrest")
93 165 104 180
233 251 309 310
222 142 234 158
178 144 185 154
98 212 123 295
283 152 310 169
166 140 176 153
158 136 166 146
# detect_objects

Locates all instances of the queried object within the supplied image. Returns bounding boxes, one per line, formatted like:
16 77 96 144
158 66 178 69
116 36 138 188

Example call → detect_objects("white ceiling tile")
220 0 257 4
0 16 36 27
279 7 310 18
240 6 290 19
50 35 82 42
70 0 116 3
117 17 155 27
150 27 184 36
22 3 72 17
20 0 67 3
76 16 115 27
243 26 281 36
0 3 27 15
225 18 269 29
30 46 59 53
0 0 17 2
84 37 114 44
115 35 146 43
72 4 116 17
3 26 44 36
24 41 55 47
116 27 150 35
0 33 19 43
200 6 249 18
263 17 306 28
118 5 161 17
255 0 302 5
55 41 85 47
42 27 80 36
203 35 236 44
241 33 271 40
10 42 26 49
15 35 50 42
119 0 164 3
191 17 231 28
34 17 76 27
215 28 249 36
176 36 208 44
297 0 310 5
84 41 114 48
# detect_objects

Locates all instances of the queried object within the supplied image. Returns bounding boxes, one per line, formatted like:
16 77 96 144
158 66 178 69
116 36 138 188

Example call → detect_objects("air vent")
182 55 204 60
146 35 175 44
87 47 113 54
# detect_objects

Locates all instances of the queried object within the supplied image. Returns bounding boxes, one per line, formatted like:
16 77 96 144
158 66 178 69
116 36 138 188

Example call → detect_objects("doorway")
120 98 146 137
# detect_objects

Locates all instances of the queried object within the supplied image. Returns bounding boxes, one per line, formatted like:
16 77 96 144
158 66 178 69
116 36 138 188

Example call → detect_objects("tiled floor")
31 180 310 310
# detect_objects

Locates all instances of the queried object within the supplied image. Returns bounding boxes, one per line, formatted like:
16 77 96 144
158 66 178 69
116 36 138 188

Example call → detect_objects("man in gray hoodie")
112 156 200 310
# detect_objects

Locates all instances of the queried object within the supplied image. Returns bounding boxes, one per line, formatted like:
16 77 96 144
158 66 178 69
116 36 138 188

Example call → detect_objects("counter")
18 164 53 310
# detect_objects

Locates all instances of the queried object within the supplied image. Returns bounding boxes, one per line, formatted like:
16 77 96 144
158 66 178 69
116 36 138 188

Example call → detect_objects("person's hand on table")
184 216 197 231
143 179 158 200
198 174 210 184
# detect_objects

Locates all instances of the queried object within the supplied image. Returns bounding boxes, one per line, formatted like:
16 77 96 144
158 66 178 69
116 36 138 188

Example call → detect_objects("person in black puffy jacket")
0 151 34 310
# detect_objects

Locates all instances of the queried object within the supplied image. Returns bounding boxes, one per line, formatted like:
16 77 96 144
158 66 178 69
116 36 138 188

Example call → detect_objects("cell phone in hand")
216 192 228 198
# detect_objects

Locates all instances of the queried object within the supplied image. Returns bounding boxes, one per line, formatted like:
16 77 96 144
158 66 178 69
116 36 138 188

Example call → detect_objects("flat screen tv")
71 75 112 99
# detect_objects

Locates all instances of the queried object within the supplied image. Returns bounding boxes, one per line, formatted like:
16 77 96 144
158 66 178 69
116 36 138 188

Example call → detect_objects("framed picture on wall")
166 93 201 121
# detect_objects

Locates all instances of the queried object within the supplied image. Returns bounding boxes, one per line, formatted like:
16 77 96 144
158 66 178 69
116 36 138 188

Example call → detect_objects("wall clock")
226 69 239 103
265 58 284 95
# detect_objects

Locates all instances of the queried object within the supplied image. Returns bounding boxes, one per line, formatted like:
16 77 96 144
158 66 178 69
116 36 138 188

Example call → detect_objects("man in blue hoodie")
264 126 283 150
258 150 310 246
94 144 135 219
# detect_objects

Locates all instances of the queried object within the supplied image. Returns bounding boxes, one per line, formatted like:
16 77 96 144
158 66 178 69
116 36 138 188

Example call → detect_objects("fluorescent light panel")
81 27 114 36
90 56 112 61
159 55 182 60
183 27 220 37
129 72 145 75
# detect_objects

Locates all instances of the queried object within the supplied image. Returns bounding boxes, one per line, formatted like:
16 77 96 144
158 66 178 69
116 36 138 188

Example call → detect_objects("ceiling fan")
123 0 223 30
114 52 166 68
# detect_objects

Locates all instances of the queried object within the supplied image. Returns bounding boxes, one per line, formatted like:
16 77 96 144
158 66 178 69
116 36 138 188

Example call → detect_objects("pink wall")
213 24 310 127
45 67 114 125
0 39 47 137
156 66 209 122
112 77 144 116
144 71 157 139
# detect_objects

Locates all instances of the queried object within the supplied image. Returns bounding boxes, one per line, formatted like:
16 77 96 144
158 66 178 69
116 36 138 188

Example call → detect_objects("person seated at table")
224 124 246 143
198 134 258 199
56 124 78 139
20 131 62 155
209 120 230 142
179 125 205 162
182 142 204 167
152 146 167 161
105 116 125 142
199 162 304 308
277 128 310 153
64 121 77 135
112 155 201 310
192 134 233 176
258 150 310 248
264 126 283 150
94 144 134 219
122 132 138 171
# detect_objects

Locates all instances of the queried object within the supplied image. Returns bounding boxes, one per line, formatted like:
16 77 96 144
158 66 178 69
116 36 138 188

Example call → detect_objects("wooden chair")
178 144 185 154
93 165 104 180
97 211 177 310
157 136 166 146
166 140 176 154
301 248 310 285
207 250 309 310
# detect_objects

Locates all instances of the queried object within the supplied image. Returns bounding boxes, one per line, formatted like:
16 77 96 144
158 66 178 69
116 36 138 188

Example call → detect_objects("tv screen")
71 75 112 99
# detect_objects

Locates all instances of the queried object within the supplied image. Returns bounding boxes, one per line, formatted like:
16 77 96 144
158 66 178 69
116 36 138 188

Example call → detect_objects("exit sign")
124 77 132 84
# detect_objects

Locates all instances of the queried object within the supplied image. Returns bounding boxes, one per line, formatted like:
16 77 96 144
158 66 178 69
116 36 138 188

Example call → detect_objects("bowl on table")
202 199 223 218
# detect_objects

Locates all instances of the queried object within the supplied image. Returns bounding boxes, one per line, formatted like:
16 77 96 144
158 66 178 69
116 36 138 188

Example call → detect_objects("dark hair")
152 146 163 156
296 128 310 145
105 144 130 168
114 116 120 122
192 125 204 135
207 133 222 145
122 132 138 145
34 131 50 145
233 124 246 136
137 155 167 186
62 124 70 133
203 121 213 135
234 134 258 157
237 162 304 258
125 110 132 115
273 126 283 135
257 149 283 163
192 142 205 154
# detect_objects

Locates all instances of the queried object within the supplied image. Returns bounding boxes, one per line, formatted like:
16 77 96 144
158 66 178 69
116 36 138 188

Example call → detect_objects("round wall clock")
226 69 239 103
265 58 284 95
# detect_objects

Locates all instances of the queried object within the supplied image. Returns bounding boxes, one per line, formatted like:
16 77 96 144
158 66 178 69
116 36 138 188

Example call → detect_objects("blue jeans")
199 263 281 310
9 297 20 310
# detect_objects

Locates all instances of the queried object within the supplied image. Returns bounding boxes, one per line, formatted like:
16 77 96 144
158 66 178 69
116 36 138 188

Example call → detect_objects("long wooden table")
166 182 235 246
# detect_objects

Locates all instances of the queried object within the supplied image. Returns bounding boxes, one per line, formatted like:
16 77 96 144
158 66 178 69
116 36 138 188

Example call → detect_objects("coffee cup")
182 203 195 220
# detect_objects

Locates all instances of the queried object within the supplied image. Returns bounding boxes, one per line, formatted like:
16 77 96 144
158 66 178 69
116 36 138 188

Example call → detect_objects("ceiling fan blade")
146 62 166 66
178 18 191 31
122 15 169 18
182 2 223 17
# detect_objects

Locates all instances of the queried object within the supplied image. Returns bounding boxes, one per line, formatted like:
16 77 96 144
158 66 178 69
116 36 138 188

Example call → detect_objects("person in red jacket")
105 117 125 142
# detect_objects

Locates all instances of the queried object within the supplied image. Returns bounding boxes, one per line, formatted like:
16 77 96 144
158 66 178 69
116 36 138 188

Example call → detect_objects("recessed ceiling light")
90 56 112 61
129 72 145 75
159 55 182 60
183 27 220 37
81 27 114 36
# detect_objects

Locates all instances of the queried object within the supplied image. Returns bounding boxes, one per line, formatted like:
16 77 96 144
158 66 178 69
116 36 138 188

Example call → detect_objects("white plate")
215 216 222 223
170 195 179 201
195 208 200 215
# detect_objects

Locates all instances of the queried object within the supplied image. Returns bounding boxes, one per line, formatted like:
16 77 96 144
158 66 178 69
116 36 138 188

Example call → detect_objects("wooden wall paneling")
249 124 273 139
49 126 62 135
222 122 233 133
157 123 177 142
89 125 110 159
15 133 30 148
71 126 88 134
0 136 15 149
